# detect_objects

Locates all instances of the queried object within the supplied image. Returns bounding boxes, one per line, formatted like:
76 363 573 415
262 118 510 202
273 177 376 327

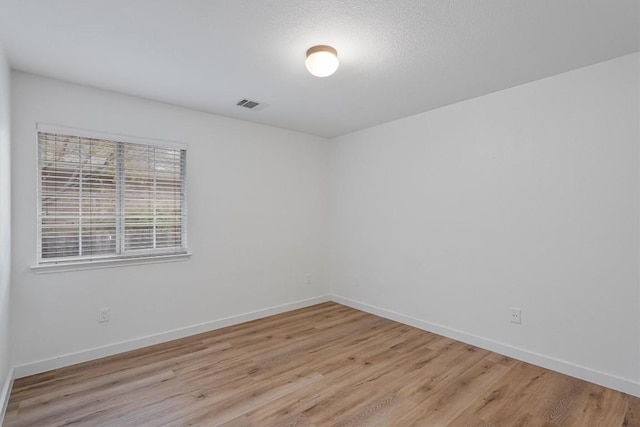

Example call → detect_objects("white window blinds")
37 128 187 264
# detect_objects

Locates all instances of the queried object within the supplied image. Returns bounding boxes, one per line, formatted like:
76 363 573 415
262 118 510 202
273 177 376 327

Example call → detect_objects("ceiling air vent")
236 99 267 111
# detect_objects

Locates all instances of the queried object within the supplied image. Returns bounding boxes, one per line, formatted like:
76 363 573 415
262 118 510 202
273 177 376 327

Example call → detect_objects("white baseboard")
0 367 14 426
331 294 640 398
11 293 640 399
13 295 331 379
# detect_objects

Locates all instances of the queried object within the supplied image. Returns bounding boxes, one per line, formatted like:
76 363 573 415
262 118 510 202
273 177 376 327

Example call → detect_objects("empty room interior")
0 1 639 426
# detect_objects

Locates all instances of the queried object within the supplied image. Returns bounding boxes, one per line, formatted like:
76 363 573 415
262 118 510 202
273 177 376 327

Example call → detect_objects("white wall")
10 72 330 373
0 43 12 413
330 53 640 394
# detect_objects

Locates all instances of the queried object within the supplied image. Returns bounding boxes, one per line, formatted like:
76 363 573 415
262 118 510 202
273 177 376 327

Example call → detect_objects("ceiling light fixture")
305 45 339 77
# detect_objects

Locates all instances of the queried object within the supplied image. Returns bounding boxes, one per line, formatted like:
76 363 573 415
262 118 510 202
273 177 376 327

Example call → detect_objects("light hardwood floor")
5 302 640 426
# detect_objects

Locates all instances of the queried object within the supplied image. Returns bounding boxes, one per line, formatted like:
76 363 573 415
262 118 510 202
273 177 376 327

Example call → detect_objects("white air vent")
236 99 267 111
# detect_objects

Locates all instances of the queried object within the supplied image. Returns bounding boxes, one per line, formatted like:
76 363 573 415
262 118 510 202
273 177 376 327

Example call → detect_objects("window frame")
32 123 190 273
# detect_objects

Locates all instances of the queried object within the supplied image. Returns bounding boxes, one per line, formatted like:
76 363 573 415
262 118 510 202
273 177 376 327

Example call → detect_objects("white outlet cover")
99 307 110 323
510 308 522 324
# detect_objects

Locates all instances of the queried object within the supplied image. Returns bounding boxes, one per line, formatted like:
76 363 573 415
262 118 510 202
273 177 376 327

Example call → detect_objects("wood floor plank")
394 356 509 425
447 361 549 426
562 386 629 427
624 395 640 427
5 302 637 426
166 373 325 426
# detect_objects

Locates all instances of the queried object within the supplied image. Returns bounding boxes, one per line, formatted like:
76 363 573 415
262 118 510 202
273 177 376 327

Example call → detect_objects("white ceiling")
0 1 638 138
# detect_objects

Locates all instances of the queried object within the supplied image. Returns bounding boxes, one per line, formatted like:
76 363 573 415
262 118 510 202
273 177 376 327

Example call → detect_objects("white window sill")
30 253 192 274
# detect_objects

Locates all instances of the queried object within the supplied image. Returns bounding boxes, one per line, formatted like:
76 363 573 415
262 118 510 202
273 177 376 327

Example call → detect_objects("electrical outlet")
99 307 110 323
306 274 312 286
354 279 359 287
510 308 521 324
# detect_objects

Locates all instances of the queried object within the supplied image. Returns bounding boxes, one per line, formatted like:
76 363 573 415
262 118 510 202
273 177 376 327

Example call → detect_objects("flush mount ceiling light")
305 45 339 77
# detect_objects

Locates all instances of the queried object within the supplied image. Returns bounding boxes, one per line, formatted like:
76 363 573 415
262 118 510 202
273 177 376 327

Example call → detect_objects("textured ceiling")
0 0 638 137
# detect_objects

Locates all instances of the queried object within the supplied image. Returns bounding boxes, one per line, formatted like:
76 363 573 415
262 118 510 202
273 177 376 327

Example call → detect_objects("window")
36 125 187 268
